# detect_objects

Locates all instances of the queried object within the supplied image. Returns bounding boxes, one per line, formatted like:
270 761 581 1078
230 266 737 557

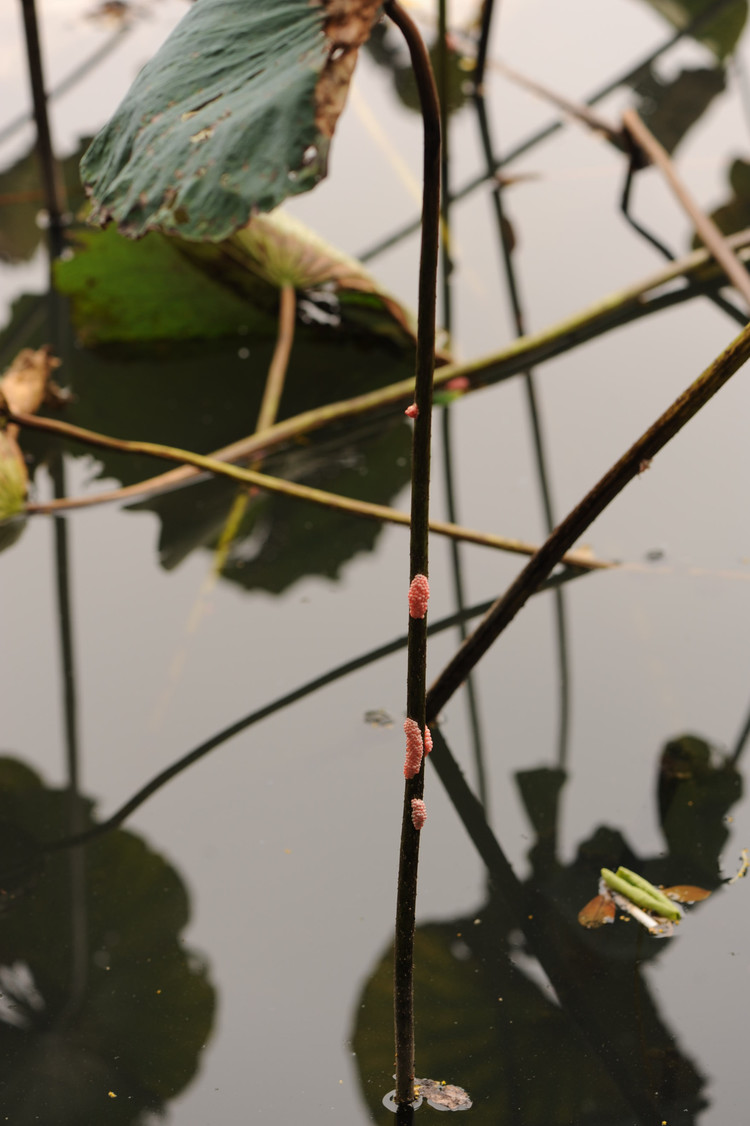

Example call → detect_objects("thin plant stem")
49 453 88 1025
474 0 496 92
623 108 750 309
211 282 297 576
384 0 440 1106
426 319 750 721
11 406 611 569
619 156 748 326
493 58 626 150
23 229 750 517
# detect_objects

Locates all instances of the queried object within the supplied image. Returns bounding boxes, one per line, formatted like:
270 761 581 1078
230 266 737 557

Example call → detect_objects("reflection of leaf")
81 0 381 240
0 289 417 590
365 22 469 116
0 140 89 263
352 915 673 1125
658 734 742 883
137 415 413 593
0 757 215 1122
628 65 725 154
54 218 418 350
701 158 750 239
633 0 747 60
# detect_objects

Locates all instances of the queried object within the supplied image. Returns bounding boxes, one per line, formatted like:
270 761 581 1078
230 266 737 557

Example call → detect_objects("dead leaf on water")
415 1078 472 1111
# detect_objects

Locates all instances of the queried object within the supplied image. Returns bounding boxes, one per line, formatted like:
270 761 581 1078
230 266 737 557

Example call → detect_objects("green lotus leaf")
80 0 382 241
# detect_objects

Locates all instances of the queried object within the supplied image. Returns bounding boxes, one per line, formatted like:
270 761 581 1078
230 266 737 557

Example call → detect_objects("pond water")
1 1 750 1123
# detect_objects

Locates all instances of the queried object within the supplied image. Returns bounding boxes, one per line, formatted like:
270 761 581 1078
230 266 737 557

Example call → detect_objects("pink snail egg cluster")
411 798 427 830
408 573 430 619
403 718 424 779
424 727 433 755
405 403 419 419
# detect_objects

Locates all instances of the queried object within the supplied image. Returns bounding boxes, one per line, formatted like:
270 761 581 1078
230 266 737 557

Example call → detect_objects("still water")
1 1 750 1122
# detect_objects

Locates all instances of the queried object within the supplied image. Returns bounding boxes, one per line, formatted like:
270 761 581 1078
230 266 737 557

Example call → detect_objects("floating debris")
578 865 710 938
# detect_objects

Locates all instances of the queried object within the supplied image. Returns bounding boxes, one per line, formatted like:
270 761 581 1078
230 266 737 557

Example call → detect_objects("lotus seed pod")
403 718 423 779
411 798 427 830
408 573 430 619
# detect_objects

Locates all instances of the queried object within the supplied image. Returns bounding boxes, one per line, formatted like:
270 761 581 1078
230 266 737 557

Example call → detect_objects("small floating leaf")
578 894 616 929
662 885 711 904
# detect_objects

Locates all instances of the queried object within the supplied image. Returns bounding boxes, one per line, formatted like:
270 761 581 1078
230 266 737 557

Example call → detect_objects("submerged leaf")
54 215 419 349
81 0 382 241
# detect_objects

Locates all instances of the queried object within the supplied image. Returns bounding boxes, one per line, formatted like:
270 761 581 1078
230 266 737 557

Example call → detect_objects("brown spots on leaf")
314 0 381 139
181 93 224 122
190 125 214 144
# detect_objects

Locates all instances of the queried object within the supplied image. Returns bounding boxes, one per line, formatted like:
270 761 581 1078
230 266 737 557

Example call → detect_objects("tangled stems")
384 0 440 1107
426 319 750 721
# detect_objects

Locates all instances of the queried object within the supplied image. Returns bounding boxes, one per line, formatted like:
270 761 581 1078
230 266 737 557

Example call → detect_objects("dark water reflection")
2 1 750 1124
0 758 214 1121
353 731 741 1125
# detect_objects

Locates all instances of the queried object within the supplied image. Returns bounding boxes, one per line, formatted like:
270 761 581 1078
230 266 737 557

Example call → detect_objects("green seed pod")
601 868 682 921
615 866 678 917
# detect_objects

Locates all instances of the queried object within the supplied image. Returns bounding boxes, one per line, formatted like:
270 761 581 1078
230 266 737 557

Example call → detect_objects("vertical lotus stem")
19 0 66 255
384 0 441 1108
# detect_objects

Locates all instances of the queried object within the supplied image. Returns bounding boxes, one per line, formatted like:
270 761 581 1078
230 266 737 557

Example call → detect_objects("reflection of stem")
35 569 586 860
13 409 612 568
357 0 741 263
473 74 571 773
19 0 66 255
622 108 750 309
427 726 665 1124
153 285 299 728
474 0 495 93
426 318 750 721
438 0 489 813
619 159 747 326
0 24 130 147
49 454 88 1025
384 0 441 1105
30 229 750 516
